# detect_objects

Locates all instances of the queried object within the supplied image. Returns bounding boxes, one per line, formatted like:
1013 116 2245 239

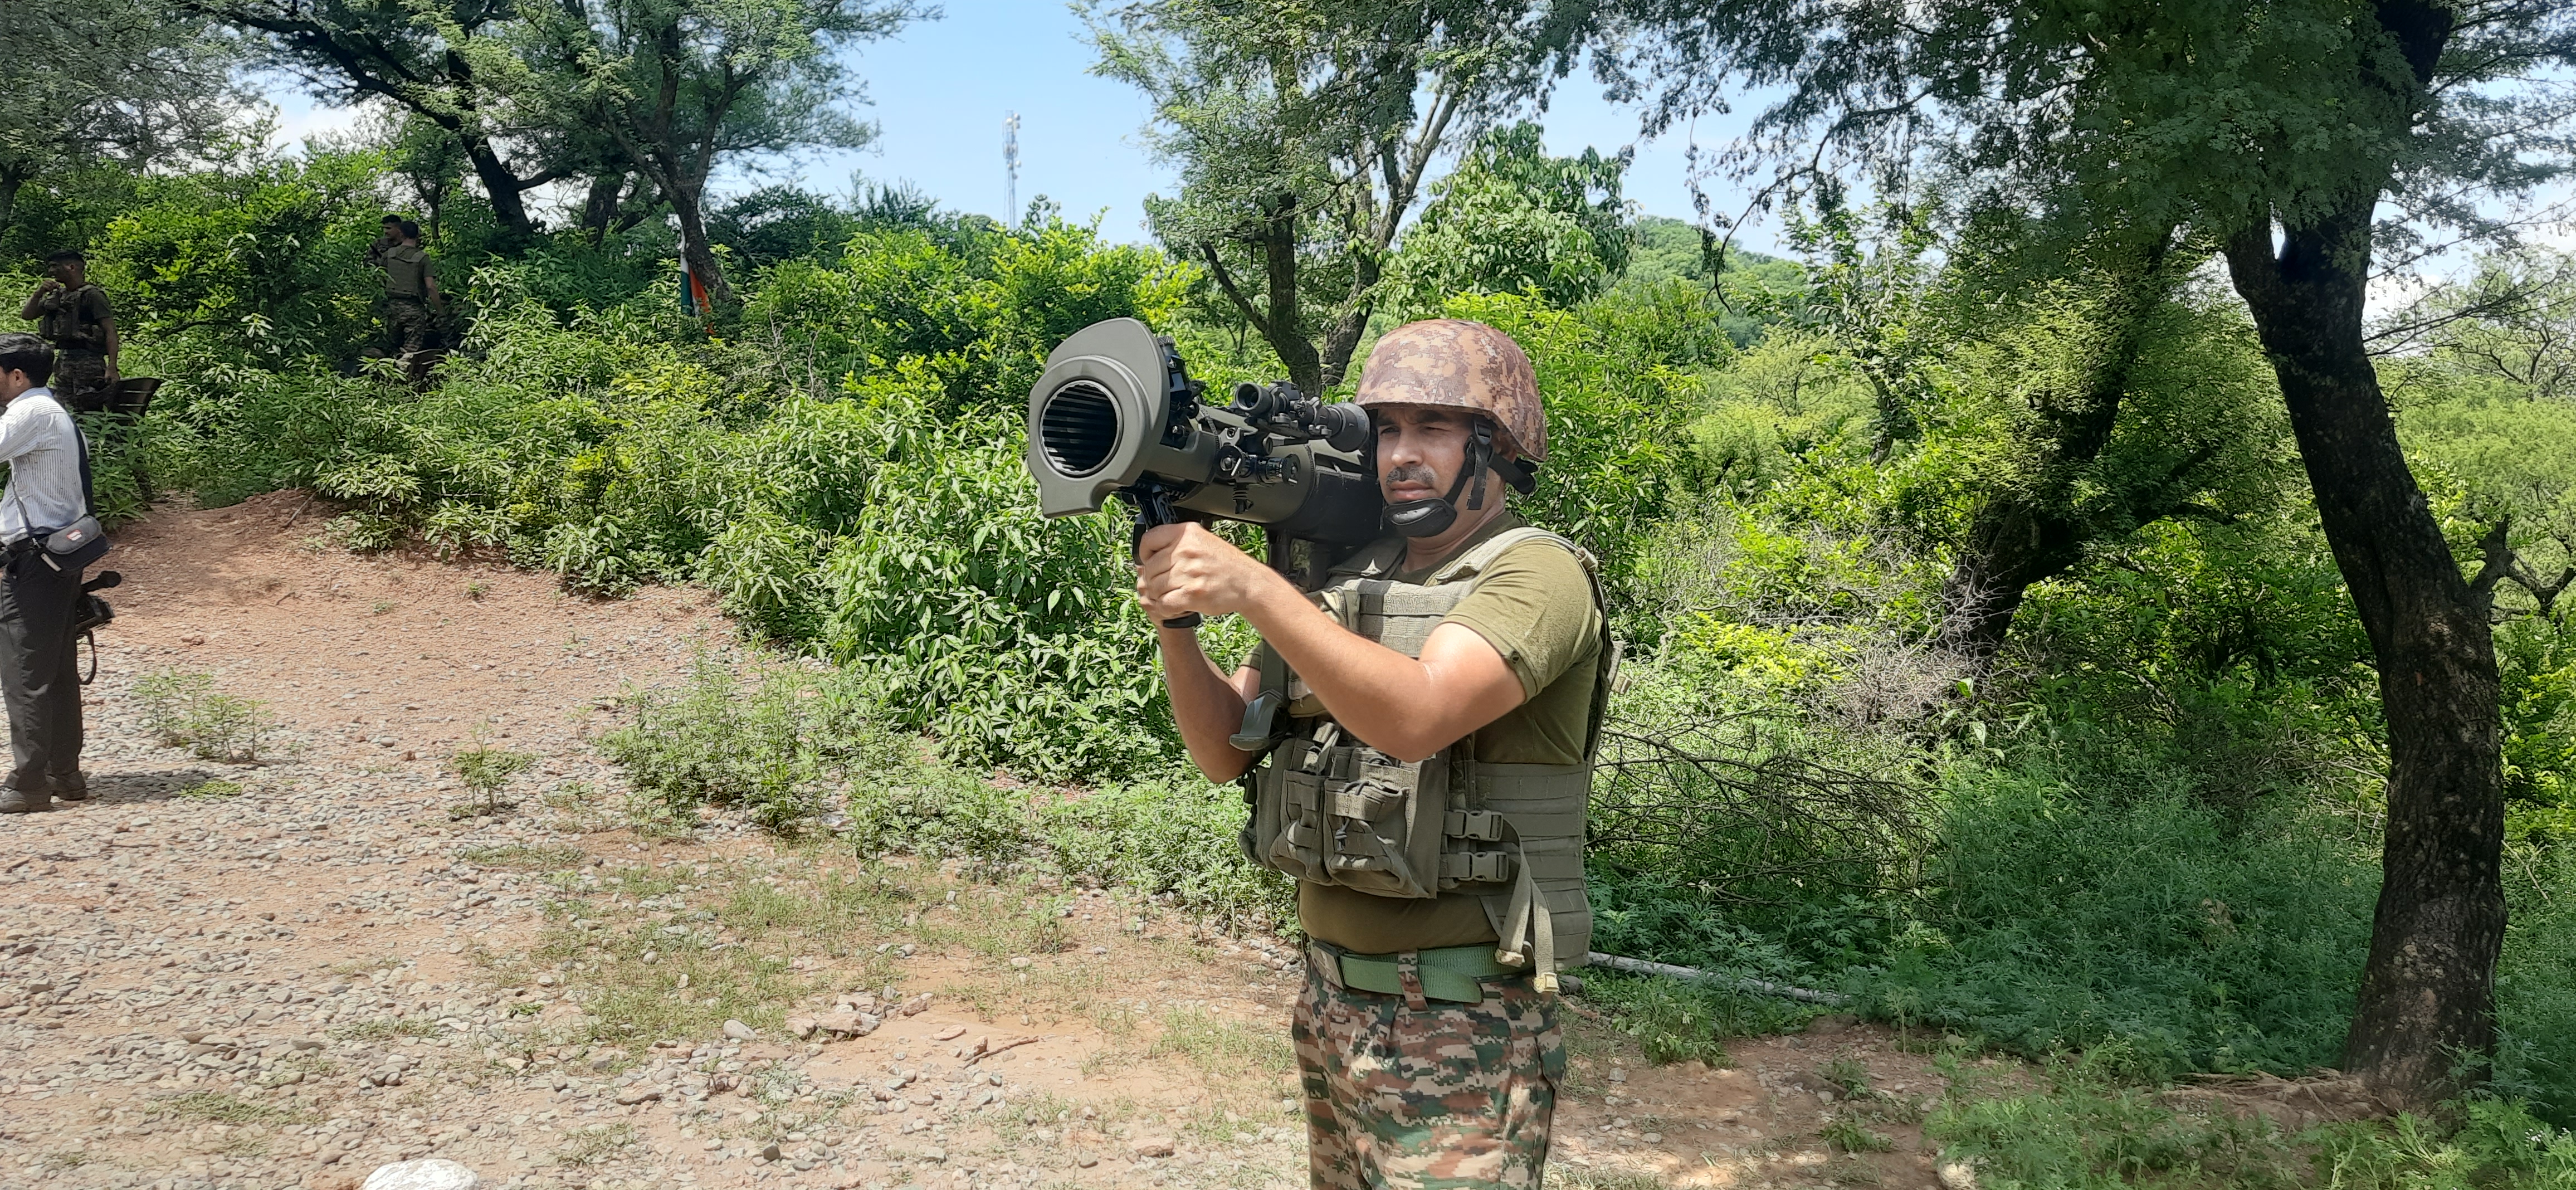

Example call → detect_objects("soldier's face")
49 261 79 285
1374 406 1479 505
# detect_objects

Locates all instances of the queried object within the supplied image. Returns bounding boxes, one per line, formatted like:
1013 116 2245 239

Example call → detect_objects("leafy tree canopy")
1087 0 1582 393
1387 121 1633 315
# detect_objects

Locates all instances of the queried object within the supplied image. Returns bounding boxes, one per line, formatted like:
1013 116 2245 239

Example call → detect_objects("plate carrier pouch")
1237 526 1616 993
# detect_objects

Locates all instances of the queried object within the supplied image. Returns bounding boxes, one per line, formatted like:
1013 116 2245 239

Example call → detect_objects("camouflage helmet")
1353 320 1546 462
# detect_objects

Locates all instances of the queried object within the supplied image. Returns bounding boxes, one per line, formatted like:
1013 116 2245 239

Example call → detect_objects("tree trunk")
462 137 537 240
1940 250 2173 660
1317 246 1385 391
664 169 733 310
579 172 628 244
2224 205 2504 1109
0 167 23 240
1255 196 1323 396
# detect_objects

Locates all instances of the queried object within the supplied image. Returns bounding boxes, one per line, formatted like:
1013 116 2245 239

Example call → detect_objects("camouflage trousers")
50 350 107 411
386 298 437 358
1293 945 1564 1189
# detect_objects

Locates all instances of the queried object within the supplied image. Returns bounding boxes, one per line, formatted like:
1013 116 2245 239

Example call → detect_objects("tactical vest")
1238 526 1614 992
383 247 430 299
37 285 106 350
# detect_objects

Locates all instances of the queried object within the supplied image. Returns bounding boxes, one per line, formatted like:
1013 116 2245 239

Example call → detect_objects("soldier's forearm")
1242 585 1525 763
1162 632 1260 782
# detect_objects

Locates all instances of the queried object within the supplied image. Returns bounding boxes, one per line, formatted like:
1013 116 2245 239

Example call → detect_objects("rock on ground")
362 1157 481 1189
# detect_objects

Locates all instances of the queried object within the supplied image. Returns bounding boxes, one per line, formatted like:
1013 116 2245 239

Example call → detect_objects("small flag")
680 259 711 319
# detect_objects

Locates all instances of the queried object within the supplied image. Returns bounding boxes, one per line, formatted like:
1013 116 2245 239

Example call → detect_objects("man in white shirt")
0 333 90 813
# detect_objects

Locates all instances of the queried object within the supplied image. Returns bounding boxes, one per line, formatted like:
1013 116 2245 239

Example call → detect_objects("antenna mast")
1004 112 1021 222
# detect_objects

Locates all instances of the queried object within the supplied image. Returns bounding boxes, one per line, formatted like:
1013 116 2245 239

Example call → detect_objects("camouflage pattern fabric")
49 352 108 411
1351 319 1548 462
1292 949 1564 1189
387 298 437 359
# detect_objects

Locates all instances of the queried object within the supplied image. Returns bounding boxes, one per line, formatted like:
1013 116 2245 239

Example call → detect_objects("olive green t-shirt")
1269 513 1604 953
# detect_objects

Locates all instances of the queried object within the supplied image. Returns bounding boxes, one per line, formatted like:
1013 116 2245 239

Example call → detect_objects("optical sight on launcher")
1025 318 1383 627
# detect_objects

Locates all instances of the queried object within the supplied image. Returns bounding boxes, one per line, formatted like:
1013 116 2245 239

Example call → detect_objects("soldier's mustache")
1383 464 1439 487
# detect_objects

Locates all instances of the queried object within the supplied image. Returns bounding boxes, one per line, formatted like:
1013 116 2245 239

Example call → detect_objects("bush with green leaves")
448 743 533 816
1867 765 2379 1079
1928 1047 2576 1189
599 658 895 833
599 658 1287 924
811 399 1202 780
1040 778 1294 930
130 669 276 762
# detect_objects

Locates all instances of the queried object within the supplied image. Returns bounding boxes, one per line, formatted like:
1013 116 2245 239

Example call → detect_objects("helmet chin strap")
1384 422 1496 539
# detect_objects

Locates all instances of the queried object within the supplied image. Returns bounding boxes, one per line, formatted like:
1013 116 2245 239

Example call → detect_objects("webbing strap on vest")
1242 524 1609 989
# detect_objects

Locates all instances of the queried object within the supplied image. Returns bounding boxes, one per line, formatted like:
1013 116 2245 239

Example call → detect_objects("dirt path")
0 494 1959 1190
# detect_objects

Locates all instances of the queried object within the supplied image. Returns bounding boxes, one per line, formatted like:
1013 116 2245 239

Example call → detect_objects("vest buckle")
1443 809 1505 841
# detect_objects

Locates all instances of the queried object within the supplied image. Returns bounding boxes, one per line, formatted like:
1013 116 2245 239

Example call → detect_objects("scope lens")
1039 381 1121 477
1315 402 1372 453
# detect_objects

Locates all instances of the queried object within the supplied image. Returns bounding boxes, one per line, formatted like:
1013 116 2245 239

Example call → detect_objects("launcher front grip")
1126 485 1203 630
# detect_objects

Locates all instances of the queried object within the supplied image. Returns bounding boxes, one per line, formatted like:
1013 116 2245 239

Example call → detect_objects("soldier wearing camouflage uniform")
374 219 445 384
1139 321 1607 1189
18 251 118 411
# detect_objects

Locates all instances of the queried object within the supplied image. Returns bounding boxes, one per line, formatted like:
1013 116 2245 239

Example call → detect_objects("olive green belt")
1308 941 1516 1004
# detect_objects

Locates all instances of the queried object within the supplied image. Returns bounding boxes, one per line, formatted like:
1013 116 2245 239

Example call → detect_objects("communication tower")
1004 112 1021 221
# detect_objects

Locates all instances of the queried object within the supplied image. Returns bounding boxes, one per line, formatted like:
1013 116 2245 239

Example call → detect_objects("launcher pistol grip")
1126 485 1203 630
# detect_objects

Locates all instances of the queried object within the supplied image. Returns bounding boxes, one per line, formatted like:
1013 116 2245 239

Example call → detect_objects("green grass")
458 842 585 870
551 1121 638 1166
1865 770 2379 1080
1924 1049 2576 1189
2498 843 2576 1124
132 669 278 762
176 779 244 799
1146 1006 1296 1080
1544 1171 1670 1189
1575 968 1811 1067
531 858 919 1048
1822 1115 1895 1153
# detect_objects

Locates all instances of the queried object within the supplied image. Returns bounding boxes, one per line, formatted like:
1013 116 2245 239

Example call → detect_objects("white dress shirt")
0 388 86 544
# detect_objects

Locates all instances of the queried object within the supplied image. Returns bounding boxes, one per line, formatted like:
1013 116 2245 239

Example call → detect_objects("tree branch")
2467 516 2514 606
1198 242 1274 341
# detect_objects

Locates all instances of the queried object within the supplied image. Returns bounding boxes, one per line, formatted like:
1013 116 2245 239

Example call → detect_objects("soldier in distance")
1138 320 1608 1189
18 251 118 411
374 219 446 386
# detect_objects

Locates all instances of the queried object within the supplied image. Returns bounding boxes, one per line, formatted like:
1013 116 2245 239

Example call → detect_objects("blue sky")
263 1 1782 252
260 2 2564 275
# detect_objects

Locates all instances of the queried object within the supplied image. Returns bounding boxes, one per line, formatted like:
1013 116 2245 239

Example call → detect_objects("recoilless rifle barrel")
1023 318 1383 626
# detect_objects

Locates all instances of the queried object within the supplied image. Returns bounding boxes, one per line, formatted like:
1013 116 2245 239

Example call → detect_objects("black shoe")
0 786 51 813
51 773 87 802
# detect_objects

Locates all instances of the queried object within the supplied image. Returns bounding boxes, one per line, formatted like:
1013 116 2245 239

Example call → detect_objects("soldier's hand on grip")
1135 523 1283 623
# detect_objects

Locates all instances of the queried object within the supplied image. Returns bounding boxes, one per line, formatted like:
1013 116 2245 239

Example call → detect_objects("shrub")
1576 968 1808 1066
598 658 890 833
1040 778 1294 930
1868 766 2378 1079
1926 1050 2576 1190
131 669 276 762
841 765 1035 874
450 744 534 817
812 399 1196 781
